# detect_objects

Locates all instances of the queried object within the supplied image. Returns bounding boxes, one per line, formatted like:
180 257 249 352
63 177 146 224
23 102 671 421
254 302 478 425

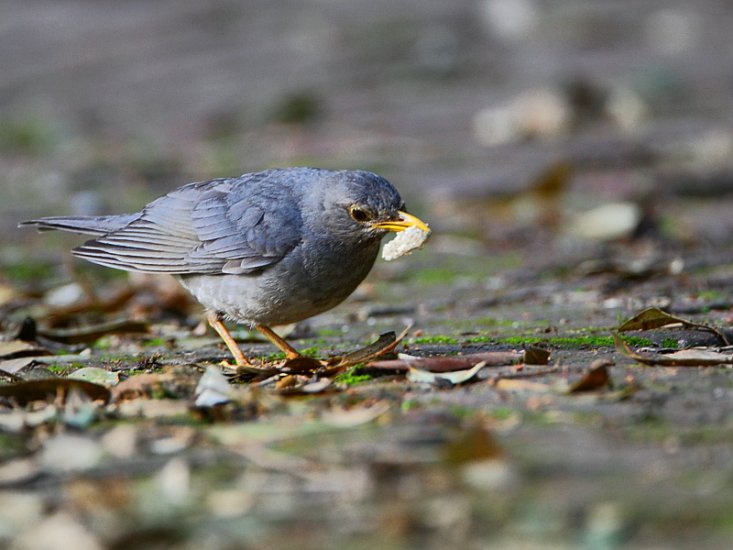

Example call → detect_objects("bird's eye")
348 206 371 222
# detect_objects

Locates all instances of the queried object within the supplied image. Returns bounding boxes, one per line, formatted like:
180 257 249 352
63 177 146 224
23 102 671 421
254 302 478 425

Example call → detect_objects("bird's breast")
177 238 380 325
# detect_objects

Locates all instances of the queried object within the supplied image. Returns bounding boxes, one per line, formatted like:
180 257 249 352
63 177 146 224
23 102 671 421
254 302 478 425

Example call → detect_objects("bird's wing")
72 177 302 274
19 214 141 236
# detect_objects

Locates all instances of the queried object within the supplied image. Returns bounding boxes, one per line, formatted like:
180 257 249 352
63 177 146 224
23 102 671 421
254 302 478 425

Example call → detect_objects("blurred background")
4 0 733 271
5 3 733 547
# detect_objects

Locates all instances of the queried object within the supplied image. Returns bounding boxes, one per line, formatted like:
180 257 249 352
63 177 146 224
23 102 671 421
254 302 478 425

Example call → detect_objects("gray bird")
20 167 429 366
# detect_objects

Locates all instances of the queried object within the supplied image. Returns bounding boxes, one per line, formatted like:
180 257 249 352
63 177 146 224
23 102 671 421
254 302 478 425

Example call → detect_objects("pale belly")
177 241 379 326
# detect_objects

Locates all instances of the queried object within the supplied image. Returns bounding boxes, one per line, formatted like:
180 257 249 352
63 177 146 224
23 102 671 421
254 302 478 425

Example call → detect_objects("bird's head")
303 169 429 244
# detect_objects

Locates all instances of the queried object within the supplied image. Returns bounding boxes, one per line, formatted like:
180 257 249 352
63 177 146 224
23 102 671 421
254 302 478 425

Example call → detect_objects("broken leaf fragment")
68 367 120 387
407 358 487 385
37 318 149 345
194 365 231 407
524 345 551 365
494 378 551 393
567 360 614 393
367 349 540 372
442 424 503 464
275 376 333 395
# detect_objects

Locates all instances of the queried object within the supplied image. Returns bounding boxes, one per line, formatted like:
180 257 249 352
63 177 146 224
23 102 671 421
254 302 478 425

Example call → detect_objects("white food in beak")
382 226 431 261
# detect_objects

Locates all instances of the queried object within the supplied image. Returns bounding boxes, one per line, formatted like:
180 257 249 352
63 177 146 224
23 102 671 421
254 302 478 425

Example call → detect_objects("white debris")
194 365 231 407
571 202 641 241
473 87 572 146
382 226 431 261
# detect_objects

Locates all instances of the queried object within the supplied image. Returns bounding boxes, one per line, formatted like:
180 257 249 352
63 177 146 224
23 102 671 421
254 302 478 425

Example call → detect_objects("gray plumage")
21 167 410 327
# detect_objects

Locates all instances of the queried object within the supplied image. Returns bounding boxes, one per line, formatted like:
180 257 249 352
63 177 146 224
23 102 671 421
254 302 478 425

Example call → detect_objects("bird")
20 167 429 366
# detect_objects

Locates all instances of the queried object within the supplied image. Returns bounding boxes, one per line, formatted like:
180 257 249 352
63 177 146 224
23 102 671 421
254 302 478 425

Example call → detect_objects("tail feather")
18 214 140 236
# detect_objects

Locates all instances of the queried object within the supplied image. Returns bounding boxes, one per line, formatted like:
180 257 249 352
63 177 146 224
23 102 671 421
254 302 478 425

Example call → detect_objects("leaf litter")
4 175 733 548
614 306 733 366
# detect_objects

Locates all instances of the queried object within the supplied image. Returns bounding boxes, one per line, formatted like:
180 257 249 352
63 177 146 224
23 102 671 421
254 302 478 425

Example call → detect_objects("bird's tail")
18 214 140 236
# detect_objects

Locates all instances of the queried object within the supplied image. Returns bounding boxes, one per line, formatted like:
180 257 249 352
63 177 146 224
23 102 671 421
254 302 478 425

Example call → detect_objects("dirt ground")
2 1 733 548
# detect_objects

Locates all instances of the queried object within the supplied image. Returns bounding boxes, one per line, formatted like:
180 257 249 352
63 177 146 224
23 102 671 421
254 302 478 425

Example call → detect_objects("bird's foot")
255 325 302 360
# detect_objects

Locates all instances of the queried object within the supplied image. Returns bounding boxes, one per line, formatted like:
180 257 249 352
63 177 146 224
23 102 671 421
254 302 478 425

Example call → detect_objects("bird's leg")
255 325 301 360
207 312 252 367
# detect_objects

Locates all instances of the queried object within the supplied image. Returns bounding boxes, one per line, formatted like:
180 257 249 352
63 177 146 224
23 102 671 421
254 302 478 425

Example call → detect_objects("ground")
2 1 733 549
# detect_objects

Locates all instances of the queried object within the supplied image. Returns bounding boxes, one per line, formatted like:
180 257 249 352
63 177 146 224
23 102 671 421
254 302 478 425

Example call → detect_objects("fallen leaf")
617 307 730 345
11 512 103 550
320 401 391 427
241 326 414 381
0 379 110 406
329 324 413 368
567 360 614 393
407 360 486 385
155 458 191 505
194 366 231 407
368 350 526 372
275 376 333 395
44 286 137 324
38 318 149 345
0 358 38 377
494 378 551 393
442 424 503 464
524 345 551 365
111 372 175 401
0 353 99 377
114 398 190 419
572 201 641 241
0 405 58 432
0 491 44 535
68 367 120 387
614 333 733 366
62 387 99 429
38 434 103 473
0 457 40 485
281 356 324 374
0 283 15 308
0 340 50 359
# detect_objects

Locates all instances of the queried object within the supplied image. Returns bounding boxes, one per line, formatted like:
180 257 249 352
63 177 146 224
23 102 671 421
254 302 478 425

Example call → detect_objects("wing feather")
72 172 303 275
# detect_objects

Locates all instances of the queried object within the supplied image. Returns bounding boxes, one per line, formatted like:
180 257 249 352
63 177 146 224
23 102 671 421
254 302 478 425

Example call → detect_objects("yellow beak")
372 211 430 233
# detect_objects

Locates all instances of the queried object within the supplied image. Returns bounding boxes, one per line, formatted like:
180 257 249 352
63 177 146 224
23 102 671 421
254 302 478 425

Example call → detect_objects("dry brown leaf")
494 378 551 393
442 424 503 464
0 357 41 377
567 360 614 393
111 372 176 401
617 307 730 345
328 324 412 369
524 345 551 365
68 367 120 387
276 377 333 395
0 378 110 406
407 360 486 385
320 401 391 427
194 366 231 407
0 340 50 359
44 286 137 324
281 356 324 373
614 333 733 366
114 398 190 419
368 351 525 372
38 319 149 345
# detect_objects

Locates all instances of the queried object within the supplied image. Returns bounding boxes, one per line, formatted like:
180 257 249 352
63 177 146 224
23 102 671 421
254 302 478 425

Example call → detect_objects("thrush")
21 167 429 366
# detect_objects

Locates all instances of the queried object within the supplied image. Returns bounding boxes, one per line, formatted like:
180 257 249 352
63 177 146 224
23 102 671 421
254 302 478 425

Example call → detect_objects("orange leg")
256 325 301 360
207 313 251 367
